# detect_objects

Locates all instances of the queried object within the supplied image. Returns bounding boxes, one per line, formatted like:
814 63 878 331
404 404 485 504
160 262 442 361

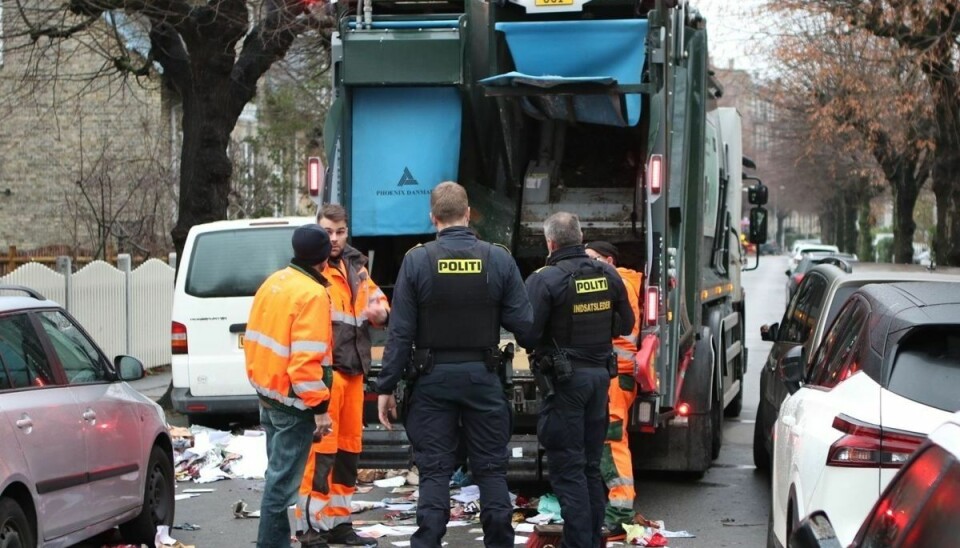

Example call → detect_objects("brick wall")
0 9 174 254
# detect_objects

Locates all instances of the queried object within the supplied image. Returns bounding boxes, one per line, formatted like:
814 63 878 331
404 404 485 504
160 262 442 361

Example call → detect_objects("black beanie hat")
584 241 620 264
292 224 332 266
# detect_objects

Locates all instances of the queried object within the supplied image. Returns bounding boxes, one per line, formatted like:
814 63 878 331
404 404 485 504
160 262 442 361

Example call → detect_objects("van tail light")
645 286 659 326
172 321 188 355
307 156 324 198
827 414 925 468
792 273 804 285
647 154 664 196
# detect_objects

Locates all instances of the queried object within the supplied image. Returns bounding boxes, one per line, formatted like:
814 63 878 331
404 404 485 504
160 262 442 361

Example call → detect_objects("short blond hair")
430 181 469 223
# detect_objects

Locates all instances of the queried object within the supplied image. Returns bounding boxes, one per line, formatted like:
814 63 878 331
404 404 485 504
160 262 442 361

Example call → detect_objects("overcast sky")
695 0 774 76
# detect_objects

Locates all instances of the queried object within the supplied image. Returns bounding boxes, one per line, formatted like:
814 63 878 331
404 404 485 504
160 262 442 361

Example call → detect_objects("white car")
770 281 960 547
170 217 315 425
788 244 840 272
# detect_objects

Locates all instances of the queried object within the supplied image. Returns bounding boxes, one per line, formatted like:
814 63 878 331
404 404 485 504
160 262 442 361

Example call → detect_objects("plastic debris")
233 499 261 519
172 523 202 531
536 494 561 516
373 475 407 488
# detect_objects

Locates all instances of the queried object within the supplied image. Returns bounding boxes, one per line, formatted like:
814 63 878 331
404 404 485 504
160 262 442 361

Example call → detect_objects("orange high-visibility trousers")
296 371 364 533
602 374 637 526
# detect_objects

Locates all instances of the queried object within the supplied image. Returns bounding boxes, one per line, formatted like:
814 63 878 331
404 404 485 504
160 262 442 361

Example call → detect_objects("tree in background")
763 6 934 263
6 0 334 257
775 0 959 264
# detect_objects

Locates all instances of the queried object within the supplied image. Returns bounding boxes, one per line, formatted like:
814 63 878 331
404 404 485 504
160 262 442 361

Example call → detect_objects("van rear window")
888 327 960 412
185 227 297 298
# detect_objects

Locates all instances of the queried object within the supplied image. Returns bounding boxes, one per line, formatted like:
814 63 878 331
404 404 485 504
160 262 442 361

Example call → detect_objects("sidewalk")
129 365 172 402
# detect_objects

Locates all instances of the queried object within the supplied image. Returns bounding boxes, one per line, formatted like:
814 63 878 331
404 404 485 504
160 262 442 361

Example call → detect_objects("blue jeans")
258 405 316 548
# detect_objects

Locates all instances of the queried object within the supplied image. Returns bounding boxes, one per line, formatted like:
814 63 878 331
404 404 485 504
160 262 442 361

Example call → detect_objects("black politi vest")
415 240 500 350
549 260 615 347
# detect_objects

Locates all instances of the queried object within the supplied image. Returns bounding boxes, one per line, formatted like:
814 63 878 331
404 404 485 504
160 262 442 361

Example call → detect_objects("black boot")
297 528 330 548
325 523 379 547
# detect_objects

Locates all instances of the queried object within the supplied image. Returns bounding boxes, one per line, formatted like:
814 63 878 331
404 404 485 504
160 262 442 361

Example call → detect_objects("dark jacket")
519 244 635 366
376 226 533 394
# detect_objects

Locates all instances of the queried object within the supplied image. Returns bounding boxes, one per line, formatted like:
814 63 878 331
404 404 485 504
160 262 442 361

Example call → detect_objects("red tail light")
645 286 659 326
827 414 924 468
172 321 188 355
677 402 691 416
307 156 324 197
792 273 804 284
647 154 664 195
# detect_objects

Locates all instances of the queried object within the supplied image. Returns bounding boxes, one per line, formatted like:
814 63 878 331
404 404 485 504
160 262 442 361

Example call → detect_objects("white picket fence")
0 255 174 368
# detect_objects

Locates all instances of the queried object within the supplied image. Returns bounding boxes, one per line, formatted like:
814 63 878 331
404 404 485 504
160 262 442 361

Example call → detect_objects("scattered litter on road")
181 488 216 494
233 499 261 519
172 523 202 531
451 485 480 503
174 494 199 501
660 528 695 538
172 426 269 483
373 475 407 488
352 500 387 513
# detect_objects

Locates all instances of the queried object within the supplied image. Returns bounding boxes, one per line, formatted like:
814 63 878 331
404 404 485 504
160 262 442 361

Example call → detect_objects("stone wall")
0 8 174 255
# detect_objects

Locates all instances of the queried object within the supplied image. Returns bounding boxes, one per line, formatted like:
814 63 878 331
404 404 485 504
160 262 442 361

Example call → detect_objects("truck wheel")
710 377 723 460
0 497 35 548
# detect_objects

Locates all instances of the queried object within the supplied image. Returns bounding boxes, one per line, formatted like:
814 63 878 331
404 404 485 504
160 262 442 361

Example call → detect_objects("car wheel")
753 411 771 472
0 497 34 548
119 445 175 544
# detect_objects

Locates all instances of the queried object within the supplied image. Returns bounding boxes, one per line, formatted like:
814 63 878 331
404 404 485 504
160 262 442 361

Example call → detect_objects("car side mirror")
780 345 804 394
789 511 843 548
760 322 779 342
749 207 768 245
785 269 791 277
115 355 145 382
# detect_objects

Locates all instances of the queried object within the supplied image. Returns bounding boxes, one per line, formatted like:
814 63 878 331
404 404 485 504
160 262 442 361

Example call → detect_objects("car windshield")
888 326 960 412
185 227 298 298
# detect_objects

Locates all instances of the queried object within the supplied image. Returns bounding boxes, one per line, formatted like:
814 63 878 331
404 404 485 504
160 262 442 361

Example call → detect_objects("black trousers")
539 367 610 548
405 361 513 548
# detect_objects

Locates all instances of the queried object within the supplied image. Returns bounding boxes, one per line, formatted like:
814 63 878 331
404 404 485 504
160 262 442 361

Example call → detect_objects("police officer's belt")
432 349 491 363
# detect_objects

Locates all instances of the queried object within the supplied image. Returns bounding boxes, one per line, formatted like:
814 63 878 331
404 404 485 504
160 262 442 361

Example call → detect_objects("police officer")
376 181 533 548
518 213 634 548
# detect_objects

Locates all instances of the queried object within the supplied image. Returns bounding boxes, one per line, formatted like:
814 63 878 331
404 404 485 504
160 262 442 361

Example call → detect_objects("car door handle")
82 409 97 421
781 416 796 427
15 416 33 429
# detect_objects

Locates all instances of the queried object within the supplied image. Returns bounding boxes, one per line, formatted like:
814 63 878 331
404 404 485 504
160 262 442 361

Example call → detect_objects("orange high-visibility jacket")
614 267 643 374
245 265 333 416
323 246 390 376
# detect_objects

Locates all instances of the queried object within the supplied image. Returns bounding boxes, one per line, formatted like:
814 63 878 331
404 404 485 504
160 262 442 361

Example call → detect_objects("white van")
170 217 315 424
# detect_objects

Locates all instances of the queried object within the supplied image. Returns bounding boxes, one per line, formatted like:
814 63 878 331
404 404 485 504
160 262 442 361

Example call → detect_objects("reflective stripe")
371 288 386 300
608 496 634 509
291 340 329 353
332 311 364 327
607 476 634 488
249 379 308 411
322 355 332 366
292 380 329 396
245 329 290 358
620 333 639 345
298 494 353 532
615 347 636 361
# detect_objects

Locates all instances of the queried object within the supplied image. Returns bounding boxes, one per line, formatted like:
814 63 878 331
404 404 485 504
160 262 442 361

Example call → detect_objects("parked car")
0 285 174 547
789 411 960 548
788 243 840 273
759 242 782 256
769 282 960 547
170 217 314 425
785 253 858 303
754 263 960 471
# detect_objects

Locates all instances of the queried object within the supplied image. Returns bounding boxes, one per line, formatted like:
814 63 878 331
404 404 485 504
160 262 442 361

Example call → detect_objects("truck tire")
710 376 723 460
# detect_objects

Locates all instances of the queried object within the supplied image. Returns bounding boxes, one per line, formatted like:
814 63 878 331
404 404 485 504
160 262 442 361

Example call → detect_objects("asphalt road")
78 255 787 548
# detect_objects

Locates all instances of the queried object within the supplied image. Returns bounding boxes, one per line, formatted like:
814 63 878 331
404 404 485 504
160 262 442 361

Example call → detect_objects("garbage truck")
316 0 770 476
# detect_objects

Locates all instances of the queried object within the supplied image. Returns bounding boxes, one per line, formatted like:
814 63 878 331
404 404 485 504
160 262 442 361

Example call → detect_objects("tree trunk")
891 178 920 264
857 198 873 262
842 193 858 255
820 203 836 247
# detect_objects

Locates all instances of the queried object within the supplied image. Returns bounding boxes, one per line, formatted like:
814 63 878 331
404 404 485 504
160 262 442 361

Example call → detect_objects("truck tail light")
307 156 324 198
172 321 188 355
645 286 659 326
647 154 664 195
827 414 924 468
